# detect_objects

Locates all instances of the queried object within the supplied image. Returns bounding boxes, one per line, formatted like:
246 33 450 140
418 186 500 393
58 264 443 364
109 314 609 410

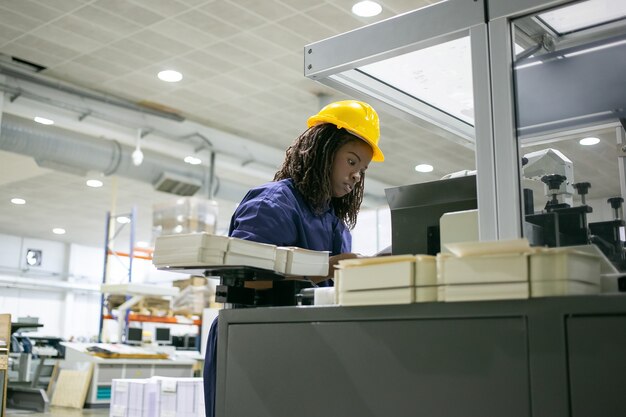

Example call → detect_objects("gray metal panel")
516 41 626 136
618 126 626 202
304 0 486 79
489 17 524 239
488 0 577 20
471 25 499 241
216 295 626 417
222 318 529 417
566 315 626 417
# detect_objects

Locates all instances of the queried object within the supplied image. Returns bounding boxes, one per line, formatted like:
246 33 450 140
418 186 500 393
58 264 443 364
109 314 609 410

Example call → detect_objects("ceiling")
0 0 622 251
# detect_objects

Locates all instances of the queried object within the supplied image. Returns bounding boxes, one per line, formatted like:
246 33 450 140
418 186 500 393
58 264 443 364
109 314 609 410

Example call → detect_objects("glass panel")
359 37 475 125
537 0 626 35
512 1 626 271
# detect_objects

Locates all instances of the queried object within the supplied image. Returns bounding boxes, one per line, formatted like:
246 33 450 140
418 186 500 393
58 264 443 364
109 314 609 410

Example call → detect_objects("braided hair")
274 123 365 229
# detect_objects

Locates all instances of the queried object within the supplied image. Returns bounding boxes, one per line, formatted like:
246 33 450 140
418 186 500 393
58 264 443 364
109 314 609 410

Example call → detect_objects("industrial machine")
385 148 626 280
522 149 626 273
5 321 64 413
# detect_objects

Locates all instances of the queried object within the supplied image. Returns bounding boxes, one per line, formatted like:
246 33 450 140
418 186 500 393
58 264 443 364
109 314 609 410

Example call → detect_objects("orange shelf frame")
103 314 201 326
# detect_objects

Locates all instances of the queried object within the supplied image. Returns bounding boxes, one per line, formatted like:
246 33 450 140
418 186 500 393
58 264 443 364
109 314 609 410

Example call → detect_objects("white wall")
0 232 193 341
0 233 103 339
352 206 392 256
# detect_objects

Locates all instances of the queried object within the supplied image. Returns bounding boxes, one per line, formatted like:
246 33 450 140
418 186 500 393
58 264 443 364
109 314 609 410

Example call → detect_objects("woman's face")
330 138 374 198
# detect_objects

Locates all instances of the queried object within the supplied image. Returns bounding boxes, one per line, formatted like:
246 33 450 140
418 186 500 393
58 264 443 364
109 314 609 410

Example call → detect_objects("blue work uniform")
203 178 352 417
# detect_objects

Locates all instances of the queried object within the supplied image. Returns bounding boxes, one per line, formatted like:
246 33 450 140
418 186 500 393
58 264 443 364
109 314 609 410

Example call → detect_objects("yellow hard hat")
307 100 384 162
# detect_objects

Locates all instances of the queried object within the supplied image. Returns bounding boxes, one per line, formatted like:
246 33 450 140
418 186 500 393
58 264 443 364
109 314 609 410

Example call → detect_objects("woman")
204 99 384 416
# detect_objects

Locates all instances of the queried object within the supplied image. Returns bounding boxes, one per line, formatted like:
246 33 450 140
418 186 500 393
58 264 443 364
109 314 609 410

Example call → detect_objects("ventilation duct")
154 172 202 196
0 113 237 198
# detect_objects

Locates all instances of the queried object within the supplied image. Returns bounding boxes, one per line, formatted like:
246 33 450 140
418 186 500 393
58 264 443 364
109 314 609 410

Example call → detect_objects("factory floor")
6 407 109 416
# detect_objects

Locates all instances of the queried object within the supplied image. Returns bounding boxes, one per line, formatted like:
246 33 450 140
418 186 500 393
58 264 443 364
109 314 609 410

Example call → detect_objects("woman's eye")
348 159 356 165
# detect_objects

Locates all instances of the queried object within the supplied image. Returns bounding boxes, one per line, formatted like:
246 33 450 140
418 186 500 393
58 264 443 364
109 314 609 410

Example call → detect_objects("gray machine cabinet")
567 315 626 417
216 296 626 417
225 318 529 417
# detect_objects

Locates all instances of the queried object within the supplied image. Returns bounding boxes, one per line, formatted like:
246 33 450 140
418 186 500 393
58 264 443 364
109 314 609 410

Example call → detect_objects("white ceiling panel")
0 0 620 252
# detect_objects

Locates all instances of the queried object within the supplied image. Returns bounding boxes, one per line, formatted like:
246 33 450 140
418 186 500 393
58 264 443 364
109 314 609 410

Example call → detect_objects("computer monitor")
126 327 143 345
385 175 477 255
155 327 172 345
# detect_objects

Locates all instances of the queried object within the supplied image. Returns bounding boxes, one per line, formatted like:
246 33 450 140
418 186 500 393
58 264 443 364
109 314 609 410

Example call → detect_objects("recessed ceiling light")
34 116 54 125
158 70 183 83
117 216 131 224
184 156 202 165
52 228 66 235
86 179 103 188
11 198 26 205
415 164 434 173
579 137 600 146
352 1 382 17
136 241 150 248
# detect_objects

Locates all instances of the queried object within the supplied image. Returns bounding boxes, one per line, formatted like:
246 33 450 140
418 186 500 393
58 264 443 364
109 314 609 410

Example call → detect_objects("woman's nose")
351 170 361 182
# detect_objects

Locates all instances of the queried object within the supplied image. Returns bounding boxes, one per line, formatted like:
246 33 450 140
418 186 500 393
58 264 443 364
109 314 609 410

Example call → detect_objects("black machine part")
607 197 624 220
208 266 314 307
573 182 591 205
541 174 570 210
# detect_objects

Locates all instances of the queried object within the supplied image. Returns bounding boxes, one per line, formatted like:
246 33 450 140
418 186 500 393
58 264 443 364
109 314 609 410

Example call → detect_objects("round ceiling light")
34 116 54 125
352 1 382 17
415 164 434 173
86 179 103 188
11 198 26 205
184 156 202 165
157 70 183 82
52 228 66 235
579 137 600 146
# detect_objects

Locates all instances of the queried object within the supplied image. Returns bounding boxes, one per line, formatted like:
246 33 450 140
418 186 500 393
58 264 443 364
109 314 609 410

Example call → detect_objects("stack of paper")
110 377 204 417
223 238 277 270
153 233 229 267
274 247 329 276
154 233 334 276
414 255 438 302
529 248 601 297
437 239 532 302
335 255 436 306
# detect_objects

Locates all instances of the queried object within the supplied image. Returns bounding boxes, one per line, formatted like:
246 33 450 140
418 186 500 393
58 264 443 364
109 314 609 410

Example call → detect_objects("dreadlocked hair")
274 123 365 229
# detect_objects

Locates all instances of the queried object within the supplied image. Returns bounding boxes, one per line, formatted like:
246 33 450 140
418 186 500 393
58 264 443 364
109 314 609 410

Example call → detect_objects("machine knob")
541 174 566 191
574 182 591 205
573 182 591 196
608 197 624 209
608 197 624 220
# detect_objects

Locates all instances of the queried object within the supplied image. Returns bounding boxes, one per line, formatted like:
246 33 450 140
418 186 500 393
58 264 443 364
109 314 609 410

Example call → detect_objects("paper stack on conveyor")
274 246 329 276
437 239 601 302
153 233 229 267
223 238 276 270
155 233 335 275
529 247 601 296
335 255 436 306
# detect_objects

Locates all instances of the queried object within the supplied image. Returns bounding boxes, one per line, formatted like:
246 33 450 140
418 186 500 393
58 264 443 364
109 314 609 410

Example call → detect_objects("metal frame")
305 0 626 241
305 0 503 239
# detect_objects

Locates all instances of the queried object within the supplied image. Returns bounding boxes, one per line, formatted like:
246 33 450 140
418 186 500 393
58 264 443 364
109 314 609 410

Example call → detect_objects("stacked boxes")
437 239 602 302
437 252 530 302
110 377 204 417
336 255 436 306
529 248 601 296
153 197 218 236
